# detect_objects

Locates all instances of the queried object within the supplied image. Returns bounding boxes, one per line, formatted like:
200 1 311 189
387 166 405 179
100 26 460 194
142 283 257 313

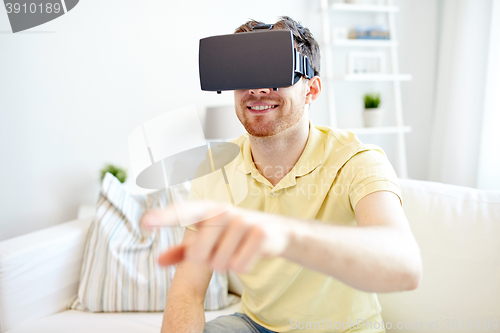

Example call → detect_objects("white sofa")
1 179 499 333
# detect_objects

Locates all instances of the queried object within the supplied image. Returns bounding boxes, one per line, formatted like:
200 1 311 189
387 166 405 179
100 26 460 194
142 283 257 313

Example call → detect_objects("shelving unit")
343 126 411 135
329 3 399 12
329 39 397 47
319 0 411 177
331 74 412 81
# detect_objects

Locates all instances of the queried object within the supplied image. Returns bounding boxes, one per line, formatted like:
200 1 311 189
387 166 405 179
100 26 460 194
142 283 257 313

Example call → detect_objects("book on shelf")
348 25 390 40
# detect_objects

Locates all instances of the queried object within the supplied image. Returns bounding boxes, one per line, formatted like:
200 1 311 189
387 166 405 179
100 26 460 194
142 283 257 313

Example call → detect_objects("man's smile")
246 102 279 114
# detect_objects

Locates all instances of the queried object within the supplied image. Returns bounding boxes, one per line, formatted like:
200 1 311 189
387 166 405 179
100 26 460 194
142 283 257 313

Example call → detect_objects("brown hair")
234 16 321 77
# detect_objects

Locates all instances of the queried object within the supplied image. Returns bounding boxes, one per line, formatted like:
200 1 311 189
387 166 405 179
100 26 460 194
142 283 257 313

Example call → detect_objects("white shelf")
319 0 410 177
330 3 399 12
331 74 412 81
343 126 412 135
329 39 397 47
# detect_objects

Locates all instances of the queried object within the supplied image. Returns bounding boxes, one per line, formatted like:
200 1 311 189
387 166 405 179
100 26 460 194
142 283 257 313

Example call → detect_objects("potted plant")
362 93 384 127
100 164 127 183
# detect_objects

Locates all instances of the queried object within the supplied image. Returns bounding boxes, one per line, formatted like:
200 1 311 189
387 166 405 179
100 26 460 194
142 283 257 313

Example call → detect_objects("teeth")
250 105 276 110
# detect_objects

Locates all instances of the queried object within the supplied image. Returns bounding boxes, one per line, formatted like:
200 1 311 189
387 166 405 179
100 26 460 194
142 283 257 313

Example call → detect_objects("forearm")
161 291 206 333
282 219 422 293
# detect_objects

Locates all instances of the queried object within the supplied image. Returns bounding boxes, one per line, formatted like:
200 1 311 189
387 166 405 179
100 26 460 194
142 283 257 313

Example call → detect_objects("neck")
249 112 310 186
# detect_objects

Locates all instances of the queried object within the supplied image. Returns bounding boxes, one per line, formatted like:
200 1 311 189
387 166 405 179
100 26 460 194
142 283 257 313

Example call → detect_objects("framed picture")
347 52 386 74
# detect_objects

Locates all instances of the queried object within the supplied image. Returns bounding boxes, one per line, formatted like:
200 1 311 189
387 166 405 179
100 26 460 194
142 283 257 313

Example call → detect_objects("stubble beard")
237 95 306 138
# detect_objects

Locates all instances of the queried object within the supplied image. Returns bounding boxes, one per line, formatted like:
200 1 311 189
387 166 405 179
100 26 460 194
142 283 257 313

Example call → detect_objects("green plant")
100 164 127 183
363 93 381 109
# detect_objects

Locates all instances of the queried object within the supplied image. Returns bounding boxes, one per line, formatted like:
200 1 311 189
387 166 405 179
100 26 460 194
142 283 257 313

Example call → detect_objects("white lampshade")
204 105 246 140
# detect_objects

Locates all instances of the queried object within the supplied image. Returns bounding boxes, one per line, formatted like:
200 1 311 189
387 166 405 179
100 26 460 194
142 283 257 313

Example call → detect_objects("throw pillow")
70 172 232 312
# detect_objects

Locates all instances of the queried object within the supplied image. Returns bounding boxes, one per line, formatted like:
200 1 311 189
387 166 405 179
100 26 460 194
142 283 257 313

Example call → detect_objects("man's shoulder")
313 124 387 169
313 124 366 156
313 124 361 147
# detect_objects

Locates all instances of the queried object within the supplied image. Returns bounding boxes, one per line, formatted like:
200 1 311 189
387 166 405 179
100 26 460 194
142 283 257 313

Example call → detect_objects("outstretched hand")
140 201 291 273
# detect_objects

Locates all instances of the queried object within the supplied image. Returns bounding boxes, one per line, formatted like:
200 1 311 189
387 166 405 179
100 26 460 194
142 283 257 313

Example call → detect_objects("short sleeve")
337 147 402 213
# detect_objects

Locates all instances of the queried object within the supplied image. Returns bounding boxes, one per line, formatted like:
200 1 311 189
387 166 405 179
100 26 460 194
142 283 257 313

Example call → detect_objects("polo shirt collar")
237 120 325 190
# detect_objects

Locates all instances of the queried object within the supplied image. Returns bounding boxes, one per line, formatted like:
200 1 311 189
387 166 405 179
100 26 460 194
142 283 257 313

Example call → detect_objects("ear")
304 76 321 104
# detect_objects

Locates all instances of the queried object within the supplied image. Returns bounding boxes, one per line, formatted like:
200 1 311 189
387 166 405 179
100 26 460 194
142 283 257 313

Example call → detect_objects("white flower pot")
363 109 384 127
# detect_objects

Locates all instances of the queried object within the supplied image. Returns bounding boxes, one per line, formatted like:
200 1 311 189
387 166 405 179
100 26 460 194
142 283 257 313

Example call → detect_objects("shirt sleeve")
337 147 402 213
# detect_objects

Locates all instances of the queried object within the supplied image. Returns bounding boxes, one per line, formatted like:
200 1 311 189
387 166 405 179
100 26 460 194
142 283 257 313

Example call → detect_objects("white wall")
0 0 312 240
396 0 438 181
0 0 439 241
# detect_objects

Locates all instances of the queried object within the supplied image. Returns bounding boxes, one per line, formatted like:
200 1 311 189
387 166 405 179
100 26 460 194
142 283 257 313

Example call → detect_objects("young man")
142 17 422 333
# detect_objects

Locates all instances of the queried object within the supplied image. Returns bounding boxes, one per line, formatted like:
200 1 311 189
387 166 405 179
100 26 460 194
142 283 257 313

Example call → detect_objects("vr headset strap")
293 48 314 84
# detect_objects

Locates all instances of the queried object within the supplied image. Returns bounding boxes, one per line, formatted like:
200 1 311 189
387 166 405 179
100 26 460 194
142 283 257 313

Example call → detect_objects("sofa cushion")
0 218 93 333
5 301 241 333
70 173 232 312
378 179 500 331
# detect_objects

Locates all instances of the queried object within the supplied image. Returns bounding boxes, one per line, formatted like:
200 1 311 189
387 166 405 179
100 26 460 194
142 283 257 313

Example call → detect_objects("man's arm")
143 190 422 295
161 228 213 333
282 190 422 293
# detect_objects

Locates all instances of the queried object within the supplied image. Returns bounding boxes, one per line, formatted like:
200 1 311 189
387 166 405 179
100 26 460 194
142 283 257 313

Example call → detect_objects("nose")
249 88 271 95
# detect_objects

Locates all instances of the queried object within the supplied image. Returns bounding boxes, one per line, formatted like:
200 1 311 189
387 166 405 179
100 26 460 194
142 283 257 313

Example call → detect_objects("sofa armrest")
0 217 93 333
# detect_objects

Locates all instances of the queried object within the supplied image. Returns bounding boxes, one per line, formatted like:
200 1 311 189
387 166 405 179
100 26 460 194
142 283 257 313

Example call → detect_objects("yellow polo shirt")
187 121 401 333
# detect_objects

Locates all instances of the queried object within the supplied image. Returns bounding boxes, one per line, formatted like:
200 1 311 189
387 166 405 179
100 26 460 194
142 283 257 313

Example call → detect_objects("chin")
244 124 278 137
244 119 294 137
236 104 304 138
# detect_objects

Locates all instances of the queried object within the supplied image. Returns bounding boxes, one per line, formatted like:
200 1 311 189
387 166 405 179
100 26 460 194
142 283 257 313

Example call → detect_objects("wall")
0 0 312 240
396 0 438 181
0 0 439 241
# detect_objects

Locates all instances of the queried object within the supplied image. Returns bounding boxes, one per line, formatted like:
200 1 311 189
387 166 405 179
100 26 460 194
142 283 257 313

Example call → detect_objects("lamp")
204 105 246 141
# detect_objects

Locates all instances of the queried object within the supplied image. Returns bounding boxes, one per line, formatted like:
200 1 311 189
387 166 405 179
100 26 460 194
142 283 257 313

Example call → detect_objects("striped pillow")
70 172 231 312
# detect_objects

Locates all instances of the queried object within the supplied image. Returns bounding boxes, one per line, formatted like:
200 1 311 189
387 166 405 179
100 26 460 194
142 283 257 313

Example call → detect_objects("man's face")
234 79 309 138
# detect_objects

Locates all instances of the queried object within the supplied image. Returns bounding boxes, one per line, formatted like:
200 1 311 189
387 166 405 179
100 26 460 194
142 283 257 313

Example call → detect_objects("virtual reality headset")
199 25 315 93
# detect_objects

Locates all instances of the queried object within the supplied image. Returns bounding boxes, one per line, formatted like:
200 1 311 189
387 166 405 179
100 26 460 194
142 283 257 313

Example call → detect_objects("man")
141 16 422 333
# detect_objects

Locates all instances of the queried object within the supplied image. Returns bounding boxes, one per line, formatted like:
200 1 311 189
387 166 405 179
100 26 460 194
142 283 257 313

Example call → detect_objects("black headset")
199 24 315 94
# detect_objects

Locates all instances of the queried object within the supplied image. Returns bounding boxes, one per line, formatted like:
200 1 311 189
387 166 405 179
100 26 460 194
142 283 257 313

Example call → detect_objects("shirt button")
269 192 276 198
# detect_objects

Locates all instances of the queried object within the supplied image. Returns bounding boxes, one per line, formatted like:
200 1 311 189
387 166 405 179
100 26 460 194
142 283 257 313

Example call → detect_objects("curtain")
428 0 500 189
477 0 500 190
